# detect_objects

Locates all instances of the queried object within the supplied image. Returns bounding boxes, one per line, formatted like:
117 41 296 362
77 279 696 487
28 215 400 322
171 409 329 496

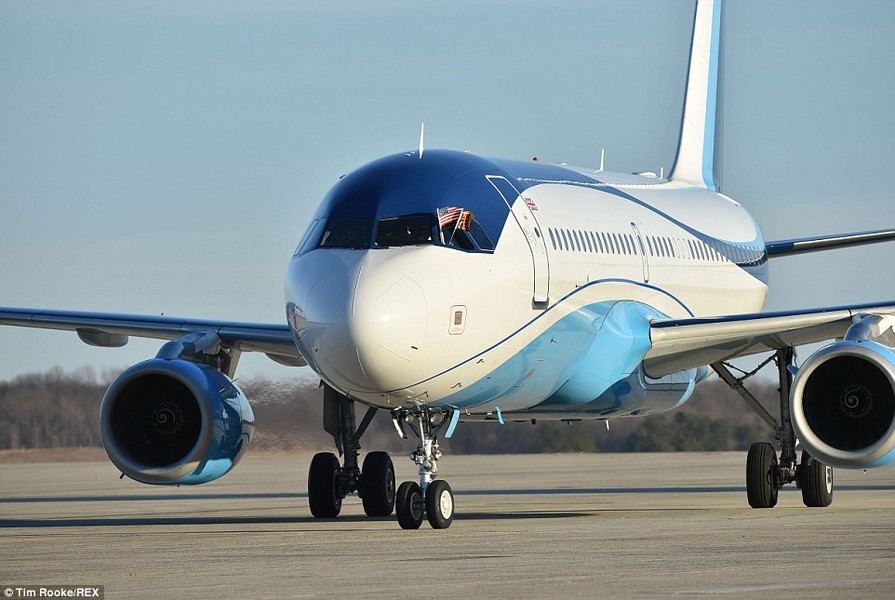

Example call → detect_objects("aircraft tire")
396 481 424 529
800 453 833 507
360 451 396 517
746 442 779 509
425 479 454 529
308 452 342 518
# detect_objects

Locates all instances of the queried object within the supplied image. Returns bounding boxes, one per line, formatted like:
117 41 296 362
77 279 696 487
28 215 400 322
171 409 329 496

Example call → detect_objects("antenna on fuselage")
598 148 605 171
418 122 425 159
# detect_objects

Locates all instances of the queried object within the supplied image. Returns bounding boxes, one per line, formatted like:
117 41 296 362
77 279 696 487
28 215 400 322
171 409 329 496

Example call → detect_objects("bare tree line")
0 367 777 453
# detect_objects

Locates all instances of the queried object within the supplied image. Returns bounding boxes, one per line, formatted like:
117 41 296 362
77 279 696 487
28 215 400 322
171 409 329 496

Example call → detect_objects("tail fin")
669 0 722 191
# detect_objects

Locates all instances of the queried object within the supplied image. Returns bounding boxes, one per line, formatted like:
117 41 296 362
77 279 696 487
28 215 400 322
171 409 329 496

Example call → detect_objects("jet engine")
791 339 895 468
99 358 254 485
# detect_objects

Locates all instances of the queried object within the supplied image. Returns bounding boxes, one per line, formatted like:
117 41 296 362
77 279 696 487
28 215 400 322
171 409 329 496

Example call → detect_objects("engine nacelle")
791 340 895 468
99 358 254 485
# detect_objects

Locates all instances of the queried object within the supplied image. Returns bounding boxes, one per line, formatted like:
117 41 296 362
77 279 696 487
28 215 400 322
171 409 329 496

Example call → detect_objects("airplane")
2 0 895 529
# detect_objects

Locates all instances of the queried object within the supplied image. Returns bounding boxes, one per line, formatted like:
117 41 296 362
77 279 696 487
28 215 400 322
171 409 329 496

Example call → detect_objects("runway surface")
1 451 894 599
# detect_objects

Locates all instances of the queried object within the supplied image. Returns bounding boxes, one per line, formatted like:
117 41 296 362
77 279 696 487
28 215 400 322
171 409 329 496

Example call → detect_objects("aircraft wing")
765 228 895 258
643 301 895 378
0 307 305 367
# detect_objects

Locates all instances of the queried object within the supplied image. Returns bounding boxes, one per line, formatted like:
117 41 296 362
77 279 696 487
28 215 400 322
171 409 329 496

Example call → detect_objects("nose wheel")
395 481 424 529
394 409 456 529
424 479 454 529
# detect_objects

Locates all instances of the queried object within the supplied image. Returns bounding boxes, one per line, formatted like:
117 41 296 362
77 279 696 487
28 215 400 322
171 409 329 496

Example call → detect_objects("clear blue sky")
1 0 893 382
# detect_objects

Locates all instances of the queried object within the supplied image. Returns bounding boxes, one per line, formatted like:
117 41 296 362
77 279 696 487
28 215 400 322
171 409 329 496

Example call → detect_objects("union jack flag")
437 206 463 227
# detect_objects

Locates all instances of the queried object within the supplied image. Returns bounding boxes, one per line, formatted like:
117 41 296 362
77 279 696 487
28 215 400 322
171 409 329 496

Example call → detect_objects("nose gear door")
486 176 549 307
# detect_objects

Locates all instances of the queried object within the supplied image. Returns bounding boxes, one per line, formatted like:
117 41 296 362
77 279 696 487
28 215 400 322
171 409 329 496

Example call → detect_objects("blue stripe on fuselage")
431 299 696 418
388 277 694 397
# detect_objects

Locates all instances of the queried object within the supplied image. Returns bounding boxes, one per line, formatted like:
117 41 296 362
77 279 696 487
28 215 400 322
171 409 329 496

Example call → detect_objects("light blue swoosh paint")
432 300 696 418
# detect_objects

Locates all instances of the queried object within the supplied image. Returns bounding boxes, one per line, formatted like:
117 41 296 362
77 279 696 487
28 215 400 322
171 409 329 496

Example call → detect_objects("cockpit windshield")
304 211 494 254
318 217 373 249
294 150 519 257
374 214 435 247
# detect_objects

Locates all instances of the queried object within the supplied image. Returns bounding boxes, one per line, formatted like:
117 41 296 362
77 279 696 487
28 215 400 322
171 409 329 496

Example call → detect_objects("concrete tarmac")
1 451 894 599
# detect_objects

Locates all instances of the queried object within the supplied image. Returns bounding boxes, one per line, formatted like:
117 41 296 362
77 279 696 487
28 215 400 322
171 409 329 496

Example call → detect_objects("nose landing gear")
393 409 455 529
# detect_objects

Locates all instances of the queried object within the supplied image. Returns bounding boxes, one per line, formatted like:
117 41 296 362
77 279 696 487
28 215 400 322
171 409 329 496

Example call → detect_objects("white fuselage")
285 153 768 419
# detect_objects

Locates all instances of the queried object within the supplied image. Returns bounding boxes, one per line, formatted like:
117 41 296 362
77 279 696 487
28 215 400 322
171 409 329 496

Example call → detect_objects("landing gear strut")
713 347 833 508
307 384 396 519
393 409 455 529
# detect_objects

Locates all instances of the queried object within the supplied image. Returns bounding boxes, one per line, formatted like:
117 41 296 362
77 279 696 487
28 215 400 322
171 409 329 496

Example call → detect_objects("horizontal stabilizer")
766 228 895 258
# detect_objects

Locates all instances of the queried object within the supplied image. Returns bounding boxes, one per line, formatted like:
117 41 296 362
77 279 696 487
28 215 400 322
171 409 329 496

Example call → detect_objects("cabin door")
630 222 650 283
486 176 550 306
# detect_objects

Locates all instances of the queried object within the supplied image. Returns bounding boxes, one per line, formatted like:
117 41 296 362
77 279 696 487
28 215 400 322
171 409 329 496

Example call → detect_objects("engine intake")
791 340 895 468
100 358 254 484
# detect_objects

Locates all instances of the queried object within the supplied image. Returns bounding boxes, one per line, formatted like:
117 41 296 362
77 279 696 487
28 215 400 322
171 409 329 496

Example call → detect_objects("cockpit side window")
441 218 494 252
318 217 373 249
467 220 495 250
442 225 475 250
375 214 436 248
294 218 323 257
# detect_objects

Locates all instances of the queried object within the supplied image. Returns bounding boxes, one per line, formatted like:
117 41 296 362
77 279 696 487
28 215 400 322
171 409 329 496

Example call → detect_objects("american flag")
437 206 463 227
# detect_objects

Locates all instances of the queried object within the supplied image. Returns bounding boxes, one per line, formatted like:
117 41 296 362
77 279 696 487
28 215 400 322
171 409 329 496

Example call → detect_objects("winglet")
669 0 722 191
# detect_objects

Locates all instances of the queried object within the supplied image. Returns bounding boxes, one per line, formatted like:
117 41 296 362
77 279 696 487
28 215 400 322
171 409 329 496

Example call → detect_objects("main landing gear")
307 385 455 529
713 347 834 509
307 385 396 519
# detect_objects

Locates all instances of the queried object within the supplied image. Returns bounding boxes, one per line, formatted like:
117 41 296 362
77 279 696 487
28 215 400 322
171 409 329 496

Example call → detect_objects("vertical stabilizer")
669 0 721 191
